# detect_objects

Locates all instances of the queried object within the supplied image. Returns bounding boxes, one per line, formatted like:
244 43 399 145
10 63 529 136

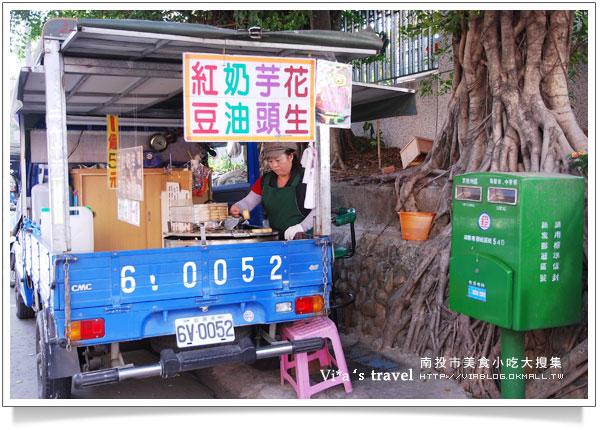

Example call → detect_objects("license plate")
174 313 235 348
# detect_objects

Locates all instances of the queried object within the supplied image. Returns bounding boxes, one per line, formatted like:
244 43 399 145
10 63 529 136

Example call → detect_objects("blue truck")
11 19 384 398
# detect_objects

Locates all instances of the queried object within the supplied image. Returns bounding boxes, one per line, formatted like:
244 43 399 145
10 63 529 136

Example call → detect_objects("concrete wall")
571 61 589 133
352 49 589 149
352 75 451 150
351 39 454 150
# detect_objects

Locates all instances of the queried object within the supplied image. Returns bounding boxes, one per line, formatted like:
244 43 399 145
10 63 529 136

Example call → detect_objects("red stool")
280 317 353 399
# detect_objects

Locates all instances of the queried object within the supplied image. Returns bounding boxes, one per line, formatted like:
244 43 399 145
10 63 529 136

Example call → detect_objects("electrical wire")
68 130 84 159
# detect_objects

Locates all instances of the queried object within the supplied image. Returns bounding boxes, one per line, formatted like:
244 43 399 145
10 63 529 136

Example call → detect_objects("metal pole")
501 328 525 399
18 114 29 219
44 39 71 253
314 126 331 237
377 119 382 169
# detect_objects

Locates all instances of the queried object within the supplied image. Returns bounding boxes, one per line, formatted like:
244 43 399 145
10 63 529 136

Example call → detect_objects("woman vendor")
230 142 314 240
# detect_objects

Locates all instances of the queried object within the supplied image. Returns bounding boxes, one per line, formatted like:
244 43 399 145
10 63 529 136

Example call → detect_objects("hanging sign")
116 146 144 202
107 114 119 189
183 53 315 142
315 60 353 128
117 198 140 227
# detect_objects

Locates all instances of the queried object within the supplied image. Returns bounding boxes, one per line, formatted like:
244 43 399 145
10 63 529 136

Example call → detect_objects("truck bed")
24 233 332 345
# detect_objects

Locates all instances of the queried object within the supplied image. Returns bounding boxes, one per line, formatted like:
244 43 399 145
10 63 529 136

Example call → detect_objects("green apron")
262 170 305 232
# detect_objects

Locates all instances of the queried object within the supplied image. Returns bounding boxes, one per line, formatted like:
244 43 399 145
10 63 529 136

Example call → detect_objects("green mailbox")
449 172 584 329
449 172 584 398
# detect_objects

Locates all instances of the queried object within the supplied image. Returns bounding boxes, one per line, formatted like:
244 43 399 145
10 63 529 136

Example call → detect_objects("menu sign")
107 114 119 189
183 53 315 142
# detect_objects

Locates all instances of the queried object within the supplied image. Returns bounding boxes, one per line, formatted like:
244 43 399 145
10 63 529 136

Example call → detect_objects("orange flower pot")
398 211 435 241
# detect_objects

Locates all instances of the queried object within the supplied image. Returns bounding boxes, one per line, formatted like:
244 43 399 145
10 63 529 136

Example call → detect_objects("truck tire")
36 312 72 399
15 287 35 320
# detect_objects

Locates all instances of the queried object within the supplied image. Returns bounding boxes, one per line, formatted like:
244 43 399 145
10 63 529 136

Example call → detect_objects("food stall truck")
12 18 416 398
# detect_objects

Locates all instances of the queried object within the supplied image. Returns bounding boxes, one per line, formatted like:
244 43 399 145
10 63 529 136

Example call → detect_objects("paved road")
8 288 217 400
9 287 467 401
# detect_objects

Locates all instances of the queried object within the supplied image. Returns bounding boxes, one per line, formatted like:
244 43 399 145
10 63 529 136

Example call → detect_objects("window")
487 187 518 205
455 186 482 203
208 143 249 188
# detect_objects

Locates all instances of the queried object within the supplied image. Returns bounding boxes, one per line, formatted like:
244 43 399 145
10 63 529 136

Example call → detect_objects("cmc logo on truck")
71 283 93 292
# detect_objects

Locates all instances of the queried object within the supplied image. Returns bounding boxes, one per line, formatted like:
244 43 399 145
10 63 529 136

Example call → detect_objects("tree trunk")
311 10 332 31
330 128 347 170
387 10 587 399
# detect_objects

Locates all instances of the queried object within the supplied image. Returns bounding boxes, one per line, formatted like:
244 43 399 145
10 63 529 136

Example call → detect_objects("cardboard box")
400 136 434 168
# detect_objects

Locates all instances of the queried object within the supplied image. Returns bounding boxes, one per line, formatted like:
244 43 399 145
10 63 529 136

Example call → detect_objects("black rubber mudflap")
160 337 256 378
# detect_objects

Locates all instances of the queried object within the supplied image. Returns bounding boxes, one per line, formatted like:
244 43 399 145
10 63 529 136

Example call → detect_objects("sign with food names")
183 53 315 142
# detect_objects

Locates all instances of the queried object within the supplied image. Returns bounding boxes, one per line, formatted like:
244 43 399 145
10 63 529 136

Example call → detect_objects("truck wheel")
36 312 72 399
15 287 35 319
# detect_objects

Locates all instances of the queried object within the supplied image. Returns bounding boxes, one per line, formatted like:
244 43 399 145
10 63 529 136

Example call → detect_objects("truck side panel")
27 234 332 346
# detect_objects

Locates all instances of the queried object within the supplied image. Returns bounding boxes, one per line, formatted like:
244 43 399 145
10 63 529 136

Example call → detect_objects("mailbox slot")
455 185 482 202
488 187 518 205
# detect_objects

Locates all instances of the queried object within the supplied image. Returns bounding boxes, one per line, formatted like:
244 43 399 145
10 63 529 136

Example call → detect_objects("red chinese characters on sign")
191 63 218 95
284 66 309 98
108 134 118 150
285 104 309 134
192 103 219 134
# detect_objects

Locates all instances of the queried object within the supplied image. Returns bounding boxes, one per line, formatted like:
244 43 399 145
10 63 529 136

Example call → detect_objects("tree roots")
381 10 588 399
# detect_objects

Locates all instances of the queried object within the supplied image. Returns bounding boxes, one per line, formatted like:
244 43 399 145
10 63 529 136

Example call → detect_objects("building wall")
571 62 589 133
351 41 453 149
352 55 589 150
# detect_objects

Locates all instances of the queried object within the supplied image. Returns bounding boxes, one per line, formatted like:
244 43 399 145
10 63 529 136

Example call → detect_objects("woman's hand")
230 204 242 218
284 224 304 240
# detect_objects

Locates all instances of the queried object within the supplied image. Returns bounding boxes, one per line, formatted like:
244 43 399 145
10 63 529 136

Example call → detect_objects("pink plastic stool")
280 317 353 399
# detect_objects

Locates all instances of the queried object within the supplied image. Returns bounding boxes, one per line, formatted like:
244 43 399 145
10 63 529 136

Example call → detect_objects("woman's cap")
264 142 297 159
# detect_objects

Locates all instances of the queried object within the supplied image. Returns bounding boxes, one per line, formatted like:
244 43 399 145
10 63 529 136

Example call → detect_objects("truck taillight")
295 296 324 314
69 318 105 341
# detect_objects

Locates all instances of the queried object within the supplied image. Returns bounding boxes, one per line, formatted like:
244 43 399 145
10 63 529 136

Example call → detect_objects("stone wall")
331 182 441 348
332 228 423 349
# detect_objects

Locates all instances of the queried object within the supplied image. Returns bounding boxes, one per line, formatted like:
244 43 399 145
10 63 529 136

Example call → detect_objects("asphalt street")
9 288 467 401
8 288 216 400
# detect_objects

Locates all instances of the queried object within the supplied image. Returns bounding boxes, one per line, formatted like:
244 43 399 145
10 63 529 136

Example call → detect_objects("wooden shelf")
70 168 192 252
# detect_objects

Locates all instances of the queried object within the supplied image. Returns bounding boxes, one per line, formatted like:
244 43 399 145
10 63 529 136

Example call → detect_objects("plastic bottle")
40 206 94 253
